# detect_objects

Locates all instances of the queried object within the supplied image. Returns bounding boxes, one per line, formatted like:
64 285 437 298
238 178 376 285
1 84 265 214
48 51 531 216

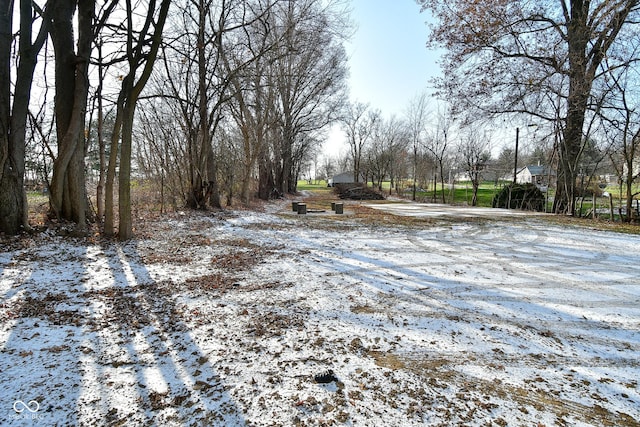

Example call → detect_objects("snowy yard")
1 200 639 426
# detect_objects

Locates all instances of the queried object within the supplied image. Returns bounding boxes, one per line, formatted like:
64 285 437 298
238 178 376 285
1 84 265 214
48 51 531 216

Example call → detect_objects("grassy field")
297 180 640 220
296 180 331 192
297 180 525 207
413 184 501 207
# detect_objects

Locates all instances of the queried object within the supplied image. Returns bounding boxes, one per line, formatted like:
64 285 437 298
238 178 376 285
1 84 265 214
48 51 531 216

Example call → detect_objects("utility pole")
513 127 519 184
507 127 520 209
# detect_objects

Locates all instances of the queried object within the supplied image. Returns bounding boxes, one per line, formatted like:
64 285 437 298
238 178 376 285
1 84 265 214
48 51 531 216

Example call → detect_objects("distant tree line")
3 0 640 239
321 1 640 219
0 0 349 238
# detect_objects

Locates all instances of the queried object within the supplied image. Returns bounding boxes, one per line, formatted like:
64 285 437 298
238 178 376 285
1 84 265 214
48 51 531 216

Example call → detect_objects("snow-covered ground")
1 200 639 426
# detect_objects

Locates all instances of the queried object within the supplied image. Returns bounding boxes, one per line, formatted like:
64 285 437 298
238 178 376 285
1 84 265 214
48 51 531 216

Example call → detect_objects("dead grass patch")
350 304 378 314
211 250 262 271
367 350 405 370
248 311 305 337
182 273 238 293
371 350 637 427
543 214 640 235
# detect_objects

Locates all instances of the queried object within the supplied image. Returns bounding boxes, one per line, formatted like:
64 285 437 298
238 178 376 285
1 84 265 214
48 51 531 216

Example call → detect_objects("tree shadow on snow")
79 241 246 426
0 239 90 425
0 237 246 426
286 228 640 423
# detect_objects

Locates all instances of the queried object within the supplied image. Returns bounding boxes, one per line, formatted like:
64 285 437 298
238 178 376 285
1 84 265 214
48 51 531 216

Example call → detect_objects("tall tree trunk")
438 159 446 203
553 0 627 215
258 147 275 200
116 0 171 240
412 146 418 201
49 0 93 232
118 101 135 240
472 178 479 207
280 126 293 196
0 0 22 234
205 144 222 208
96 39 106 222
239 126 253 204
0 0 17 234
178 0 216 211
554 8 589 215
103 94 123 237
0 0 48 234
625 154 635 222
195 0 221 210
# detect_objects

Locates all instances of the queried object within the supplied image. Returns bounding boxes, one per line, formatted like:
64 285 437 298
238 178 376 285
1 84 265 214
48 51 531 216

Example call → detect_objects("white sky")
324 0 441 156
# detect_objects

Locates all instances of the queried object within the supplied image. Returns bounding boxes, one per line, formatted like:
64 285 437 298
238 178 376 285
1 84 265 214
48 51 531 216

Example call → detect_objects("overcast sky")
325 0 441 155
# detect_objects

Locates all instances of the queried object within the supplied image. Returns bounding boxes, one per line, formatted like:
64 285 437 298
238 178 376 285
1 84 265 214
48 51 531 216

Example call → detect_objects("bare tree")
0 0 50 234
493 146 515 185
221 0 350 200
268 0 349 195
603 57 640 221
405 92 430 200
93 37 107 222
103 0 171 240
47 0 95 233
419 0 640 215
341 102 379 183
136 102 189 213
223 0 280 203
425 106 451 203
365 115 408 193
319 154 338 183
151 0 287 206
458 128 491 206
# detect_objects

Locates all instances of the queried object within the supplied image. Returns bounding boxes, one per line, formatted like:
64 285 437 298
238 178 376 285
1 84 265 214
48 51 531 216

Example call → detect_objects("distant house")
328 171 358 187
516 165 555 189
